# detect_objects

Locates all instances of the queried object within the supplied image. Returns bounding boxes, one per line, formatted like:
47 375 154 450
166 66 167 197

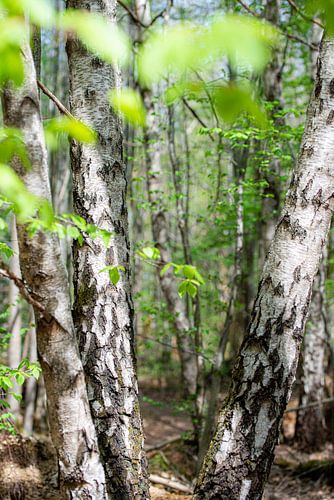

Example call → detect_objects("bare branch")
0 261 47 316
286 0 324 29
182 98 214 141
37 80 74 119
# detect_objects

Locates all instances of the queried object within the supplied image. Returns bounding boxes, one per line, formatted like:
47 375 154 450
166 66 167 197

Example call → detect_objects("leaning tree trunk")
194 35 334 499
1 43 107 499
66 1 149 497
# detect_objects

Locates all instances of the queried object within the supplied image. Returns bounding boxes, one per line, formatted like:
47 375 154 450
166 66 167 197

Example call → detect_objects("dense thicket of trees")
1 0 334 499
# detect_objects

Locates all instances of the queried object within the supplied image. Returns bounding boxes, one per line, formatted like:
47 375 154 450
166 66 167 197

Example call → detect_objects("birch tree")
136 0 202 440
66 1 149 496
1 42 108 499
194 35 334 499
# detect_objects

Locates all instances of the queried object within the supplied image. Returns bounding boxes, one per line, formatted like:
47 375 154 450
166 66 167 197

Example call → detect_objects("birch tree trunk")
2 42 108 499
23 314 38 435
294 21 327 452
295 248 328 449
7 217 22 419
136 0 202 440
194 35 334 499
66 1 149 497
260 0 284 262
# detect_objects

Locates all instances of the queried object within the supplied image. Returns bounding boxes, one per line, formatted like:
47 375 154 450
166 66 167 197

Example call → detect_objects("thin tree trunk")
260 0 284 262
7 217 22 420
293 19 327 452
23 311 37 435
136 0 201 440
66 1 149 497
194 35 334 499
295 248 328 450
2 41 107 499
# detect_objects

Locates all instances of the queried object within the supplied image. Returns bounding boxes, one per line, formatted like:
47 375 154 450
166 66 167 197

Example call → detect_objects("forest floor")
1 382 334 499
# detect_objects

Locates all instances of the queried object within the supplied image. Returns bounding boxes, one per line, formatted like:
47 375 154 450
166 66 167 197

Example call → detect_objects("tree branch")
286 0 324 29
117 0 173 28
182 98 214 141
0 261 47 316
37 80 74 119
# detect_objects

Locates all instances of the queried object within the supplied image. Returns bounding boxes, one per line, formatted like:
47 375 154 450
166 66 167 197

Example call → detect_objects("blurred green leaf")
59 10 131 65
212 85 267 127
45 116 97 149
109 88 146 128
0 164 38 220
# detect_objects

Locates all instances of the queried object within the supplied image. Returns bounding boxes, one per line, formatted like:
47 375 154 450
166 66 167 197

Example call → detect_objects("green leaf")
160 262 172 276
1 0 55 27
99 265 125 285
15 373 25 385
9 392 22 401
137 246 161 260
59 11 131 66
45 117 97 148
0 164 39 220
212 85 267 127
0 376 13 389
138 15 278 86
0 242 14 258
178 279 198 298
109 89 146 128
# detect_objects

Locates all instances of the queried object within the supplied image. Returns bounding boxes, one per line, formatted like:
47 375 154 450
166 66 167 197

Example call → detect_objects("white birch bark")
7 217 22 419
66 1 149 497
194 35 334 499
295 248 328 449
1 42 108 499
23 316 37 435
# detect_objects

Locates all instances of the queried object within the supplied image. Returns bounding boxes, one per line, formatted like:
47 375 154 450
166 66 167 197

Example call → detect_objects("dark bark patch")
315 81 322 98
327 109 334 125
293 265 301 283
274 283 284 296
329 78 334 97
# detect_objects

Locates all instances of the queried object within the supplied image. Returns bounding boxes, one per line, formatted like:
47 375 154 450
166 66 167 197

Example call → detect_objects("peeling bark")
194 36 334 499
66 1 149 497
2 43 108 499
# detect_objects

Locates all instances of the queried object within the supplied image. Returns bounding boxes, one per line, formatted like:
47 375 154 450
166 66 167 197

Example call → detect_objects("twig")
236 0 259 17
0 263 46 316
149 474 193 494
286 0 323 29
117 0 173 28
37 80 74 119
137 333 213 364
182 98 214 142
146 436 183 452
236 0 318 50
284 397 334 414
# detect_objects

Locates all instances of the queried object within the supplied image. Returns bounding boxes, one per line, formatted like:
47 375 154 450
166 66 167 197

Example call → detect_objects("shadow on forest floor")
0 384 333 499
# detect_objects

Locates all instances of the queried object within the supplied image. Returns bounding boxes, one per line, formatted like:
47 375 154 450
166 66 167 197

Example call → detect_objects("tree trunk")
7 216 23 420
295 248 328 450
66 1 149 497
136 0 202 439
260 0 284 262
2 42 108 499
194 35 334 499
23 313 38 435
